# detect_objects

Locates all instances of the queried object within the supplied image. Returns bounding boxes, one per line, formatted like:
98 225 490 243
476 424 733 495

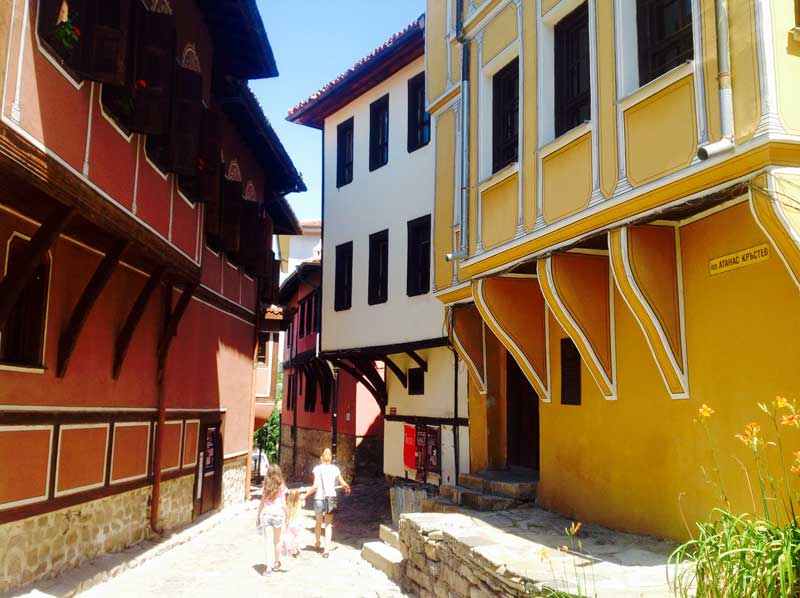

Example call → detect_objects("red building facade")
279 261 384 483
0 0 303 592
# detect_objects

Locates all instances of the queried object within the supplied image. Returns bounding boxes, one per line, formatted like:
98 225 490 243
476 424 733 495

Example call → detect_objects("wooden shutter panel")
127 2 175 134
181 108 222 203
147 66 203 175
221 179 243 256
204 169 225 246
238 202 260 273
76 0 131 85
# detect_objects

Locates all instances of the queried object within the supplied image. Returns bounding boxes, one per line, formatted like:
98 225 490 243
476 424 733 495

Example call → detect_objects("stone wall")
222 455 249 508
397 513 531 598
280 425 383 484
0 475 194 594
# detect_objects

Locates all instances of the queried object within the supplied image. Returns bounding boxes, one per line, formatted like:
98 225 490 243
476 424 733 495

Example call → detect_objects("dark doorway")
197 424 223 516
506 353 539 470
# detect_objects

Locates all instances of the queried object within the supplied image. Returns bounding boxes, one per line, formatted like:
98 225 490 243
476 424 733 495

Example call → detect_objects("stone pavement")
77 478 406 598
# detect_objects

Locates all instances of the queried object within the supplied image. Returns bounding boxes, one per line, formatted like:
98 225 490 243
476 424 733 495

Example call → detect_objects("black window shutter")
169 67 204 175
407 73 430 153
369 95 389 171
560 338 582 405
221 179 243 257
636 0 693 85
492 58 519 173
408 367 425 395
127 2 175 135
554 4 591 137
368 230 388 305
407 215 431 296
335 242 353 311
75 0 131 85
337 118 354 187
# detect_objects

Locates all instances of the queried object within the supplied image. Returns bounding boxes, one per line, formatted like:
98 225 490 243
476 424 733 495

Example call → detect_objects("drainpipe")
446 1 471 262
452 344 460 484
697 0 735 160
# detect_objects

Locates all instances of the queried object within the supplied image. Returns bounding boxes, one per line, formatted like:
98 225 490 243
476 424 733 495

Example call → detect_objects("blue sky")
252 0 427 223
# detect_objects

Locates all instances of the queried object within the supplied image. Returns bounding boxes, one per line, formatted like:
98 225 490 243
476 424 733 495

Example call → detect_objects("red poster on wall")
403 424 416 470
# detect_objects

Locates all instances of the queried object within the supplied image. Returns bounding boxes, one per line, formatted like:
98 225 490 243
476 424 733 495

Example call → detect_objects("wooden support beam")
331 359 384 408
157 283 197 371
57 240 127 377
0 204 72 331
381 355 407 388
352 357 388 408
405 350 428 372
113 266 165 379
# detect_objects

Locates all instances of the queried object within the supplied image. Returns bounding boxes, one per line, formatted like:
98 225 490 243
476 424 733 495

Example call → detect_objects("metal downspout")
447 0 471 262
698 0 735 160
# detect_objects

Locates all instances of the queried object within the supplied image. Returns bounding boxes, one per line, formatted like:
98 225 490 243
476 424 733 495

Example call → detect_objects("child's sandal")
272 561 281 571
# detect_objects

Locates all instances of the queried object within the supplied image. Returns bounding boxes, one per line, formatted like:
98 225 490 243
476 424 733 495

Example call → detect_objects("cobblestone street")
79 479 406 598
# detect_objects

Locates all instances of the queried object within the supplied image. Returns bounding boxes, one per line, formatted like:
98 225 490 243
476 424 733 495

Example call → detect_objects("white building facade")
288 19 469 487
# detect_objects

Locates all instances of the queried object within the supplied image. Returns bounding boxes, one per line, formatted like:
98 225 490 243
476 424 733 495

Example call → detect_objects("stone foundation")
222 455 249 508
0 475 195 594
280 425 383 483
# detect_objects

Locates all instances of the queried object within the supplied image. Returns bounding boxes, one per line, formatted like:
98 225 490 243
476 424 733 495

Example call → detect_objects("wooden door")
506 353 539 471
198 424 222 515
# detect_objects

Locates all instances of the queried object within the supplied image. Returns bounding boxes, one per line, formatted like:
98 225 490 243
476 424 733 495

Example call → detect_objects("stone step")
379 524 401 551
442 485 518 512
361 541 405 580
421 497 463 514
458 473 538 500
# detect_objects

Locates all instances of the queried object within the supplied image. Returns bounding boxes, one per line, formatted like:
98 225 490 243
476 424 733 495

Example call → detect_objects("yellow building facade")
427 0 800 540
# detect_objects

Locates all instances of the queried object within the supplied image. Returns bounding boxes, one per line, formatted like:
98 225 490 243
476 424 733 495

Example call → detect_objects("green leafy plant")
51 18 80 51
669 399 800 597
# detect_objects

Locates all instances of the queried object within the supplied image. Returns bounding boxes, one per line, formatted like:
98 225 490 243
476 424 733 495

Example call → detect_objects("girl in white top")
304 448 350 557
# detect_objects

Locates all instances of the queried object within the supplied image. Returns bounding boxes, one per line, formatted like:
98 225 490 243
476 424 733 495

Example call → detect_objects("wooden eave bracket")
537 256 617 400
381 354 407 388
472 277 551 402
750 175 800 290
157 283 198 371
405 350 427 372
609 227 689 399
57 240 128 378
113 266 165 379
331 358 387 409
449 304 488 395
0 204 73 331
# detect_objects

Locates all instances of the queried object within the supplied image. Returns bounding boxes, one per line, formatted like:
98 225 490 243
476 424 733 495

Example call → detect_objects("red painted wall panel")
171 190 200 260
222 260 241 303
201 246 223 293
88 95 137 211
135 150 171 239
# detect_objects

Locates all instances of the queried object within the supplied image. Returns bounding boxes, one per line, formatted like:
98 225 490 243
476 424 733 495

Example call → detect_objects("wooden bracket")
331 358 386 409
352 357 388 406
157 283 197 371
381 354 407 388
113 266 165 379
57 240 128 377
0 204 73 331
405 350 427 372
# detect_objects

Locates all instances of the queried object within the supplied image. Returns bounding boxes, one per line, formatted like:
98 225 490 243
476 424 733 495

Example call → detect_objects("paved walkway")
80 479 406 598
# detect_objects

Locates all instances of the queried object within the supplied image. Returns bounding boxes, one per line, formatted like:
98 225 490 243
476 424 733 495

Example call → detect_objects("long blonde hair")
286 489 302 520
321 448 332 464
263 464 284 501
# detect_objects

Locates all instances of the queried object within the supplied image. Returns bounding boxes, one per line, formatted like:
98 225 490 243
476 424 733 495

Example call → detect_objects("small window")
305 295 313 336
407 215 431 297
312 291 321 333
336 118 354 187
408 367 425 395
407 73 430 153
636 0 693 85
256 332 267 364
1 237 50 367
492 58 519 173
368 230 389 305
369 94 390 171
554 3 591 138
298 301 306 338
304 371 317 412
560 338 582 406
334 241 353 311
287 373 295 411
287 323 293 348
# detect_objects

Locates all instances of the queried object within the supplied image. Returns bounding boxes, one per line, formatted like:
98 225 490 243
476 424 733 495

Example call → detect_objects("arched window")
243 180 257 202
226 160 242 182
1 236 51 367
181 43 201 73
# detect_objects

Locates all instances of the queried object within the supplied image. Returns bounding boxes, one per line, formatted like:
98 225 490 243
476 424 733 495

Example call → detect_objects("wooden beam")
113 266 165 379
157 283 197 370
331 359 384 408
406 350 428 372
353 357 388 404
0 204 72 331
57 240 127 377
381 354 407 388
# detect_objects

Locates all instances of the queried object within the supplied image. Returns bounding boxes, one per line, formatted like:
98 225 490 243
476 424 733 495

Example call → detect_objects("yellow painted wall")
457 38 480 284
541 0 558 16
773 0 800 134
729 0 761 142
625 76 697 187
434 109 456 291
468 376 488 473
426 0 448 104
450 39 462 86
481 4 517 67
542 134 592 224
481 174 518 249
522 0 537 231
538 203 800 540
596 0 618 199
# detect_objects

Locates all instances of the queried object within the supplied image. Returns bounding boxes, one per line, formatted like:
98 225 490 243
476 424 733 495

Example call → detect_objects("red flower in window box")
72 26 81 37
197 158 206 171
135 79 147 89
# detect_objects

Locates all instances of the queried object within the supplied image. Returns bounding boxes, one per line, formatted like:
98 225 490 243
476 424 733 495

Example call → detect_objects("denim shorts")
314 498 337 515
261 512 285 528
